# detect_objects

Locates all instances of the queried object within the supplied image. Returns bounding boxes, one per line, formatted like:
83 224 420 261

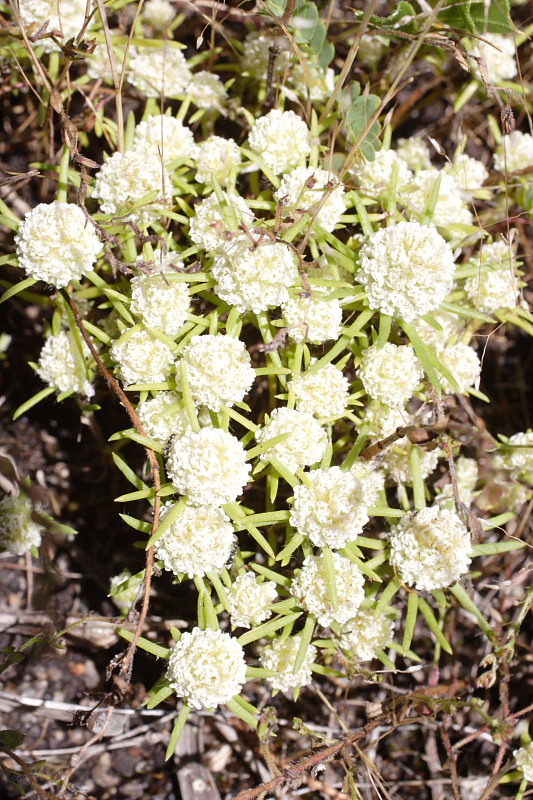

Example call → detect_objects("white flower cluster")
256 407 328 474
288 62 335 102
396 137 432 171
339 608 395 661
290 553 365 626
359 343 423 407
389 505 472 591
0 494 43 556
37 331 94 398
438 456 479 507
128 46 192 97
275 167 346 232
444 154 488 197
291 362 349 418
179 334 255 411
195 136 242 185
494 131 533 173
166 627 247 709
383 439 440 486
402 169 473 229
364 401 407 442
166 427 251 506
357 221 456 321
465 240 519 313
16 202 102 288
132 115 197 163
227 573 277 629
93 150 172 223
241 31 290 77
352 149 412 198
213 236 297 313
17 0 93 52
350 460 386 506
130 273 190 337
290 467 369 548
260 635 316 692
474 33 517 84
137 392 191 443
494 431 533 484
189 192 253 252
514 743 533 783
282 290 343 344
438 342 481 394
188 72 227 109
154 503 236 577
142 0 175 29
248 109 311 173
110 328 174 385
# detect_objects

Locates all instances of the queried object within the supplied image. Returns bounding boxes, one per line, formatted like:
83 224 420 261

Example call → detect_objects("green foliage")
437 0 516 35
344 82 382 161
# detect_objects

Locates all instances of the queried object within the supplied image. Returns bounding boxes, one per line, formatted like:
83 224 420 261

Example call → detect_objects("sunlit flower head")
130 273 190 338
0 494 43 556
358 342 423 406
137 391 191 443
188 71 227 109
37 330 94 398
93 150 172 224
282 289 343 344
189 192 253 252
339 608 395 661
110 328 175 385
438 342 481 394
402 168 473 229
227 573 277 629
352 149 412 198
142 0 175 29
195 136 242 185
179 334 255 411
494 131 533 173
132 115 197 163
291 362 349 418
396 136 432 171
275 167 346 232
290 552 365 627
260 635 316 692
128 45 192 97
16 0 94 52
514 743 533 783
256 407 328 474
248 109 311 173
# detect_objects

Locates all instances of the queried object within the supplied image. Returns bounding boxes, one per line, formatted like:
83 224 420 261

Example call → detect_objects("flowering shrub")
3 0 533 790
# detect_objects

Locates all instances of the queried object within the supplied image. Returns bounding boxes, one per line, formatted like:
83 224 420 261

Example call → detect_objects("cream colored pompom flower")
290 466 369 549
514 743 533 783
131 115 197 163
166 628 247 709
213 236 297 314
357 220 456 322
189 192 253 252
260 635 316 692
494 131 533 174
128 46 192 97
474 33 517 84
166 427 251 506
465 240 520 314
339 608 395 662
178 334 255 411
195 136 242 185
0 494 43 556
282 289 343 344
227 573 277 629
248 109 311 173
93 150 172 224
275 167 346 232
256 407 328 474
402 168 473 229
137 391 191 443
351 149 412 199
389 505 472 591
142 0 175 29
438 342 481 394
110 328 175 385
130 273 190 338
15 202 102 288
188 71 227 109
290 552 365 627
154 503 236 578
291 362 349 418
37 330 94 398
359 342 423 406
16 0 93 52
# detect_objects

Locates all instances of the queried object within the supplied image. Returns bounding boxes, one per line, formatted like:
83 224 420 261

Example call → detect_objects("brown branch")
1 746 62 800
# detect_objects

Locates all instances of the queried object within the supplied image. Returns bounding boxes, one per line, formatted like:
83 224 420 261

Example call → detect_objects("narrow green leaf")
237 611 302 646
292 614 316 673
117 627 171 659
112 452 146 490
449 584 493 638
166 705 192 759
146 498 187 549
13 387 55 420
146 683 174 709
226 696 258 729
417 597 453 654
472 540 525 556
0 277 37 304
402 592 418 653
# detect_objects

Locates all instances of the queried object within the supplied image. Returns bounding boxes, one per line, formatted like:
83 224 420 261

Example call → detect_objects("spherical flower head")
188 71 227 109
212 236 297 314
396 137 432 172
109 569 139 615
142 0 175 29
285 63 334 103
290 466 369 549
383 439 440 486
339 608 395 661
128 46 192 97
282 290 343 344
256 407 328 474
132 115 197 163
17 0 94 52
189 192 254 252
110 328 174 385
0 494 43 556
137 391 191 442
166 627 247 709
412 309 464 352
402 168 473 230
227 573 277 629
444 154 488 197
495 432 533 484
260 635 316 692
438 342 481 394
494 131 533 173
275 167 346 232
364 401 408 442
86 35 125 82
465 266 518 314
351 149 412 198
248 109 311 174
155 503 236 577
195 136 242 185
474 33 517 84
93 150 172 224
514 743 533 783
15 202 102 288
130 273 189 338
291 362 349 418
359 342 423 406
349 460 385 506
166 427 251 506
241 31 291 77
438 456 479 506
37 331 94 398
357 221 456 322
179 334 255 411
389 505 472 591
357 34 388 67
291 553 365 627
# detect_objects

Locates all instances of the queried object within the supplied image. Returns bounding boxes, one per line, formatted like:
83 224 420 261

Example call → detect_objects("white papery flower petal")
110 328 175 385
256 407 328 474
291 363 349 418
227 573 277 629
179 334 255 411
37 331 94 398
93 150 172 223
260 635 316 692
0 495 43 556
129 46 192 97
359 343 423 406
248 109 311 173
290 552 365 626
